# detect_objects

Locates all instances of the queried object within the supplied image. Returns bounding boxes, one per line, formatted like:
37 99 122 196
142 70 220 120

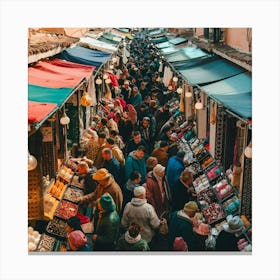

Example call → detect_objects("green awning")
200 72 252 119
28 84 73 108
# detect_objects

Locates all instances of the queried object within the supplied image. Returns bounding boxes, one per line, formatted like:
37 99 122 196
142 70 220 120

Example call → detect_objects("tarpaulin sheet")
172 55 215 69
28 59 94 88
97 36 119 45
28 101 57 124
56 46 110 67
151 36 168 44
28 84 73 106
200 72 252 119
178 57 246 85
165 46 209 63
156 41 171 49
79 37 117 53
169 37 188 45
102 32 122 42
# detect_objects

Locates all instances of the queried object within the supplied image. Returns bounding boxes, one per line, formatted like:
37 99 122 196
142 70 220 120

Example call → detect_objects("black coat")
171 179 191 212
215 230 240 251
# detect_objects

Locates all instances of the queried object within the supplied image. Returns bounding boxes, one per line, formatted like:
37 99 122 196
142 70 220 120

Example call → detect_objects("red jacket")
145 171 172 218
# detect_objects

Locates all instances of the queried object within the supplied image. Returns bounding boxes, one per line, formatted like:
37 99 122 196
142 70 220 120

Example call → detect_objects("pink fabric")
28 59 95 88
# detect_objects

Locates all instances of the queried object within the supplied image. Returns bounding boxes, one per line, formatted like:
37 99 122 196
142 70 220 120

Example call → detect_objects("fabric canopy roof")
79 37 117 53
151 36 168 44
156 41 171 49
200 72 252 119
102 32 122 42
28 84 73 106
97 36 119 45
28 101 57 125
165 46 209 63
178 57 246 85
169 37 188 45
56 46 110 67
28 59 94 88
171 55 214 69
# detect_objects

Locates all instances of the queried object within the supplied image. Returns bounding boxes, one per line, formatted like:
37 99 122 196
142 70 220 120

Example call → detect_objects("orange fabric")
28 101 57 124
28 59 95 88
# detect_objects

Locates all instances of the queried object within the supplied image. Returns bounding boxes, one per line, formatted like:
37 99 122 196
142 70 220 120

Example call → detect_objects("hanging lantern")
211 103 216 125
96 77 102 85
103 73 109 79
173 76 178 82
80 92 92 107
28 152 37 171
60 112 70 125
195 99 203 110
185 91 192 98
244 142 252 158
177 87 183 94
112 57 117 63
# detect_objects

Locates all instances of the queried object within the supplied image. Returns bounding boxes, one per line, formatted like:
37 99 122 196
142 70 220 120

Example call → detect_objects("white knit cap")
134 186 146 197
153 164 165 174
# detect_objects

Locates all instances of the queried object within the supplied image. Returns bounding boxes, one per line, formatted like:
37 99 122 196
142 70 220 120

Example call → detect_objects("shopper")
145 164 172 218
215 215 244 251
146 156 158 173
125 145 147 184
101 148 121 186
172 169 196 212
166 150 186 195
168 201 199 251
121 186 161 246
123 170 142 206
173 237 188 251
105 138 125 167
76 161 97 195
151 140 169 167
193 222 211 251
116 222 150 251
75 168 123 215
92 193 120 251
125 130 147 156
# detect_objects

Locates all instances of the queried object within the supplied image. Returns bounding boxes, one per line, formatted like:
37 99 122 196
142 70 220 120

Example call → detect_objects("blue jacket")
125 151 147 184
103 157 121 186
166 156 185 195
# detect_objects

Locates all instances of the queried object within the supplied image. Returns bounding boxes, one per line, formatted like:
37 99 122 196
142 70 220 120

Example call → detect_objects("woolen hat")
223 215 244 233
153 164 165 174
92 168 111 181
68 230 88 251
134 186 146 197
99 193 116 212
184 201 199 213
194 223 210 236
173 237 188 251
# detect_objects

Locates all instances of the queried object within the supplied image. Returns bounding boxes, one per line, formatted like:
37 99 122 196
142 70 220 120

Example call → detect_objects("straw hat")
92 168 111 181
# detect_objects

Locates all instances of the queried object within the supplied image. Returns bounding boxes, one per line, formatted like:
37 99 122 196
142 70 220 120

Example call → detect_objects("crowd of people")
63 34 246 252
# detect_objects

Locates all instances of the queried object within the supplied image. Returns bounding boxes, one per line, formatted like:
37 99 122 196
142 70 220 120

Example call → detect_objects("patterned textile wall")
214 105 226 166
241 157 252 222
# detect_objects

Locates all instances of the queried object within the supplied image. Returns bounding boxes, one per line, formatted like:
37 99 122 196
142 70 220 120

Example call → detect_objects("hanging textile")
158 61 163 73
163 66 172 87
87 75 97 106
210 103 216 125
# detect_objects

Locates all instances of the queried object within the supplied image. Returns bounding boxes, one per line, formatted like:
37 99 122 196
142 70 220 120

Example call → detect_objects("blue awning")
165 46 209 63
200 72 252 119
56 46 111 67
156 41 171 49
169 37 188 45
178 57 246 85
172 55 214 69
151 36 168 44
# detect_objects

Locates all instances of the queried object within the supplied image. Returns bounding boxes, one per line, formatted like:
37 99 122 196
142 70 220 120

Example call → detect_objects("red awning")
28 101 57 124
28 59 95 88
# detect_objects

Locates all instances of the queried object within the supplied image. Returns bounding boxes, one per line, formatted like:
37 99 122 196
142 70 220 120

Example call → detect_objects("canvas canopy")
178 57 246 85
28 101 57 126
28 84 73 107
79 37 117 53
56 46 110 67
200 72 252 119
28 59 94 88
